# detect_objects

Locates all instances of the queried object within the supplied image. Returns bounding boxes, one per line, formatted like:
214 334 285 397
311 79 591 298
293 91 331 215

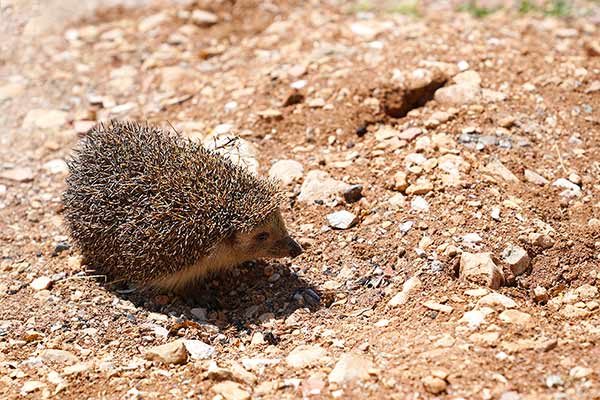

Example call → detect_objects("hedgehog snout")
284 236 303 258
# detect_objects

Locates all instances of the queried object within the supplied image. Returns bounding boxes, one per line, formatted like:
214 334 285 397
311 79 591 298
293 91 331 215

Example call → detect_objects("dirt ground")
1 0 600 399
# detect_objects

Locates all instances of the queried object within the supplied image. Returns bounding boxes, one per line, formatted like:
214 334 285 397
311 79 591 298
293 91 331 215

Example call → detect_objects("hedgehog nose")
286 237 303 258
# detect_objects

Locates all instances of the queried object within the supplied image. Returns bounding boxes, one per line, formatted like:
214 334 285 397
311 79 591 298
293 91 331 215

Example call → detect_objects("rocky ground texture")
1 0 600 399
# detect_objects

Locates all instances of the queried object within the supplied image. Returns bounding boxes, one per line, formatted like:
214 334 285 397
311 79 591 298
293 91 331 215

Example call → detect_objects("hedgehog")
62 120 303 293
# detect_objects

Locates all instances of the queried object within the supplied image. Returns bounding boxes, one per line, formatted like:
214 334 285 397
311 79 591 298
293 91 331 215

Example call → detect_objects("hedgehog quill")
62 121 303 292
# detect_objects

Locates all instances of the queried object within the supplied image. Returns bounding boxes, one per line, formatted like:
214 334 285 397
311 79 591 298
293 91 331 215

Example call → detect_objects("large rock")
460 252 505 289
298 170 351 203
183 340 215 360
327 210 358 230
286 345 329 369
211 381 250 400
434 84 481 105
0 82 25 101
328 353 374 384
203 134 259 175
40 349 79 365
144 340 187 365
268 160 303 185
0 167 34 182
501 244 530 276
22 109 68 129
388 276 422 307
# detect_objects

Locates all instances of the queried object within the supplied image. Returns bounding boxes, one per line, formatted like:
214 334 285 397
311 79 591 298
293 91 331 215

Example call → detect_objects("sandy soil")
1 0 599 399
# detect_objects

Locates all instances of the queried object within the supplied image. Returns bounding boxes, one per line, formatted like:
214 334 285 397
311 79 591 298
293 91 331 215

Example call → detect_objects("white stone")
40 349 79 365
328 353 374 384
460 252 504 289
183 340 215 360
552 178 581 196
477 293 517 309
327 210 357 230
501 244 530 276
30 276 53 291
498 310 532 326
145 340 187 364
211 381 250 400
191 10 218 26
286 345 328 369
298 170 350 203
411 196 430 212
0 167 34 182
388 276 422 307
268 160 303 185
22 109 68 129
43 159 69 175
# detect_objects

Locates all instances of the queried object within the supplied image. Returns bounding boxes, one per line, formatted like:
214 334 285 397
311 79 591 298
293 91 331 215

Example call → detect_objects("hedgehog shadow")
109 261 321 328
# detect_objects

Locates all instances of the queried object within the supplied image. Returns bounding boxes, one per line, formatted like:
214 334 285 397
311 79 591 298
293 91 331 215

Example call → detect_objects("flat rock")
0 82 25 101
423 301 453 313
453 70 481 86
406 181 433 195
190 307 207 320
138 12 168 32
388 193 406 207
501 244 530 276
63 362 92 376
459 310 487 328
328 353 374 384
43 159 69 175
204 135 258 175
211 381 250 400
499 309 532 326
21 381 46 395
411 196 430 212
527 233 554 249
484 159 519 183
0 167 34 182
434 84 481 105
22 109 68 129
388 276 422 307
192 9 219 27
183 340 215 360
560 304 591 319
40 349 79 365
327 210 357 229
229 362 257 385
524 169 549 185
469 331 500 346
460 252 505 289
145 340 187 365
385 171 408 191
575 284 598 299
343 184 363 203
422 376 447 394
298 170 351 203
268 160 303 185
30 276 53 291
552 178 581 197
477 293 517 309
570 366 593 379
286 345 328 368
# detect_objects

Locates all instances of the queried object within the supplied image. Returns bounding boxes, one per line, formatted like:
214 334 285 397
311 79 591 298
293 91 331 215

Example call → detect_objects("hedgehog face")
231 210 303 260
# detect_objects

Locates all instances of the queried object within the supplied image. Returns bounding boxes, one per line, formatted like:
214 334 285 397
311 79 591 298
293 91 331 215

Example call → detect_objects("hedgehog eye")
255 232 270 242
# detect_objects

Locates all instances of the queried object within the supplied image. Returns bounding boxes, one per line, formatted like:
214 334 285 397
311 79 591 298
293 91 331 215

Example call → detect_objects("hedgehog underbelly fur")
62 120 303 290
151 241 247 291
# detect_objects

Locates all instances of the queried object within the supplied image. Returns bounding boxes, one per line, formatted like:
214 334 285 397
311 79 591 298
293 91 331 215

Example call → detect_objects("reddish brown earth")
1 0 599 399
